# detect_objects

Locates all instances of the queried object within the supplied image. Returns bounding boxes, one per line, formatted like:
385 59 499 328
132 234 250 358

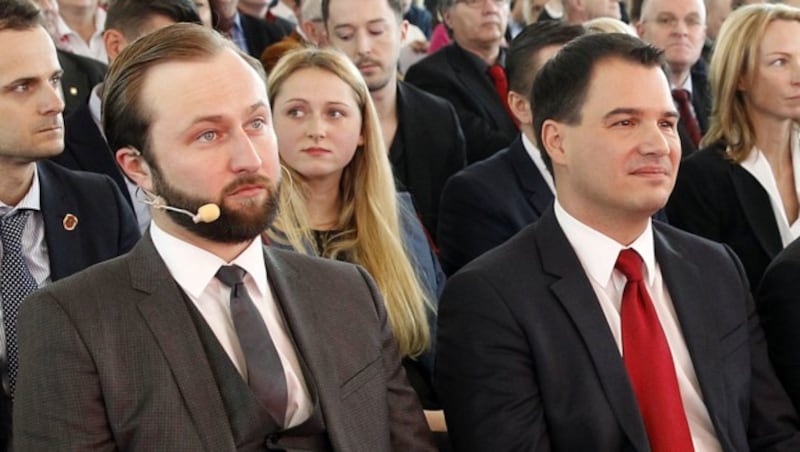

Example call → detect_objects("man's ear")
103 29 129 62
508 90 532 125
116 147 153 192
541 119 567 166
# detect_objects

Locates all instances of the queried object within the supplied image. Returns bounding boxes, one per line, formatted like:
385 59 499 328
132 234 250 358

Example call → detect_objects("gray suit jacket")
13 234 433 451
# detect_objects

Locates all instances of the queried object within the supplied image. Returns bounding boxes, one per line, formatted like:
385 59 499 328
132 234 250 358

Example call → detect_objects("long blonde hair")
267 48 432 358
704 3 800 162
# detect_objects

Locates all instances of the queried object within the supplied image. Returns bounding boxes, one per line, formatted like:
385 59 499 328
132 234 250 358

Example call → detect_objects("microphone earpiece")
141 191 220 224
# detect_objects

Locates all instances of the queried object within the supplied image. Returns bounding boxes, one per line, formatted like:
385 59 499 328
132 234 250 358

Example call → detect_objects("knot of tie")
671 88 690 103
615 248 643 283
216 265 246 287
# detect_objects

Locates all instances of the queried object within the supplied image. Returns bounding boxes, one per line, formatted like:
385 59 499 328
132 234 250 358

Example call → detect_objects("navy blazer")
57 50 106 118
666 142 782 293
437 135 553 275
394 81 467 238
1 160 139 448
437 208 800 451
53 101 133 207
404 43 517 163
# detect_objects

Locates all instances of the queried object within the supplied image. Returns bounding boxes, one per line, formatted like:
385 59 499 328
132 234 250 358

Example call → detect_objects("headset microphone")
142 192 221 224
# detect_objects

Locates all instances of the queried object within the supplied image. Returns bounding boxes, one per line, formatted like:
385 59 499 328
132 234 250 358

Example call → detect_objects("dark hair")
532 33 663 171
506 21 584 98
322 0 403 25
0 0 43 32
105 0 203 40
103 23 265 162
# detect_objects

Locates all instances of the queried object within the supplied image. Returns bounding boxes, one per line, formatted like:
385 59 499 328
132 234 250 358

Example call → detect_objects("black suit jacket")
758 237 800 414
437 135 553 275
241 12 287 59
393 81 466 237
53 101 133 206
1 160 139 449
56 50 107 118
436 208 800 451
14 234 434 451
404 43 517 163
676 60 712 157
666 142 781 293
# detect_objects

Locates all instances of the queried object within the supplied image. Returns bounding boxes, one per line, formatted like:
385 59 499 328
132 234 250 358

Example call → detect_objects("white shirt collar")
521 132 555 193
554 200 656 287
150 221 268 300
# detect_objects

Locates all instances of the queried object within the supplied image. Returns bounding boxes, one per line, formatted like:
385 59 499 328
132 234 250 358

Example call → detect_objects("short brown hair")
102 23 266 161
0 0 43 32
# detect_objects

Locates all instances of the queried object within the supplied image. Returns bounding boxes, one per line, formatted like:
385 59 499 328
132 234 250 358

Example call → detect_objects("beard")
150 167 279 244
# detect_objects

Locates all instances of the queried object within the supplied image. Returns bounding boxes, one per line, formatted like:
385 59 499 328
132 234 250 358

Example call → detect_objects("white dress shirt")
739 129 800 247
554 201 722 452
150 222 313 427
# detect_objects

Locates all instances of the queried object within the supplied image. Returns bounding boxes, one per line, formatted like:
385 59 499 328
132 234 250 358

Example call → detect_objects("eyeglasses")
456 0 510 9
649 13 704 30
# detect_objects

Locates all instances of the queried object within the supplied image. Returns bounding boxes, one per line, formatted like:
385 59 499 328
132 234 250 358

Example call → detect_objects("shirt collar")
89 83 104 134
554 200 656 287
0 165 41 214
150 221 268 300
521 132 555 193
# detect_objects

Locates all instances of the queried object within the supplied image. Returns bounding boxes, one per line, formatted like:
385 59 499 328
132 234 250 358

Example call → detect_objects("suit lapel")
261 249 354 450
654 225 731 446
729 167 783 259
447 45 507 127
38 161 86 281
130 235 235 452
536 211 650 450
507 137 553 216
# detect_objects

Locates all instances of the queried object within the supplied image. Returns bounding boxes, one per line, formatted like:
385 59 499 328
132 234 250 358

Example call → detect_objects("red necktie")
616 249 694 452
487 64 518 128
672 89 702 148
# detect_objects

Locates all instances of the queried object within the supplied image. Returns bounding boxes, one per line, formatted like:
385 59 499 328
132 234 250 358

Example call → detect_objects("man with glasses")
637 0 710 156
405 0 516 163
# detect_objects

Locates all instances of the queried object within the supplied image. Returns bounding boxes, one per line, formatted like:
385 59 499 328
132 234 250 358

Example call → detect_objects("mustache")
353 56 381 68
222 174 274 196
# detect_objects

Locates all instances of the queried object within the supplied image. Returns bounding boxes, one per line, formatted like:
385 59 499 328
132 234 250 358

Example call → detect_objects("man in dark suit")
56 50 106 116
637 0 711 156
53 0 203 232
437 21 583 275
212 0 287 57
323 0 466 237
436 33 800 451
14 23 434 451
404 0 516 163
0 2 139 448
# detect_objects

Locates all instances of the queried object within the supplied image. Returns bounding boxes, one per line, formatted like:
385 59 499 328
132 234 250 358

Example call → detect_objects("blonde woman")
266 47 445 422
667 3 800 292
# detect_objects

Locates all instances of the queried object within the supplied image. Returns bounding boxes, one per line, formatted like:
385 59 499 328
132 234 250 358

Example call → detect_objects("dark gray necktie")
1 209 38 397
216 265 288 426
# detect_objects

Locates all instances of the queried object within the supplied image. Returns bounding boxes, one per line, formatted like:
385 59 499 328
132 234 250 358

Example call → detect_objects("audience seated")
437 21 583 275
265 48 445 420
405 0 517 163
52 0 203 233
667 3 800 293
259 0 327 73
324 0 467 238
0 2 139 446
210 0 287 57
637 0 711 156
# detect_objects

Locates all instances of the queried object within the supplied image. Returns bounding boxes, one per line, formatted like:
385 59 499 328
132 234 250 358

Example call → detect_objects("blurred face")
195 0 214 27
215 0 239 20
637 0 706 77
584 0 621 20
327 0 406 93
543 58 680 229
56 0 98 10
273 67 364 186
444 0 509 52
0 27 65 163
741 20 800 125
704 0 731 40
130 49 280 243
